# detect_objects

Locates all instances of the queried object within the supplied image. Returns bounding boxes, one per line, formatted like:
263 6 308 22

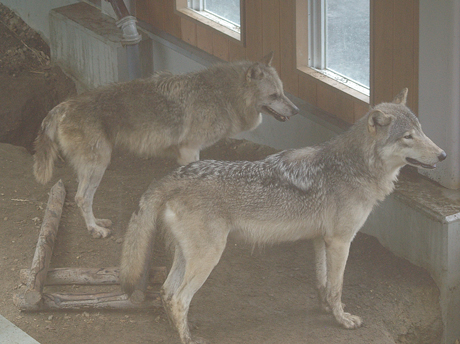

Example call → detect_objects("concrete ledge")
362 169 460 344
49 2 153 89
0 315 40 344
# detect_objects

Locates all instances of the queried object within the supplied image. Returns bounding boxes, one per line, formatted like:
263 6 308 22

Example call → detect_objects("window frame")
175 0 244 44
296 0 370 104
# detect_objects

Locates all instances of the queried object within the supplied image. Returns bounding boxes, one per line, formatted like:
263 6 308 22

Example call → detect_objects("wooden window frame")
295 0 370 105
175 0 245 45
136 0 418 124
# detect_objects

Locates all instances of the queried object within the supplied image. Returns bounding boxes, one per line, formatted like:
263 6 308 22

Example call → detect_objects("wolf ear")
260 51 274 66
368 110 393 135
247 52 274 82
246 63 265 82
392 88 408 105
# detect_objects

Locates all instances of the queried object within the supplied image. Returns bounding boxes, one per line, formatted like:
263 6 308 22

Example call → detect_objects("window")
189 0 240 27
308 0 370 95
176 0 242 41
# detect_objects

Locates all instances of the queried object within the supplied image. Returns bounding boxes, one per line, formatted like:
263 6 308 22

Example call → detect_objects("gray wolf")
32 52 298 238
119 88 446 344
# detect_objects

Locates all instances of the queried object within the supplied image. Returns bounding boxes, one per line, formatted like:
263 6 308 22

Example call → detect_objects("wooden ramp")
13 180 165 312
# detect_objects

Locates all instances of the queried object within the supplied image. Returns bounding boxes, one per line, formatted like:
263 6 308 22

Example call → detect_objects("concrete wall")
49 3 153 91
418 0 460 189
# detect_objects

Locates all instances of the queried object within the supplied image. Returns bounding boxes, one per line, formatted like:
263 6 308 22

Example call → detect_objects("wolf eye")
270 93 278 100
403 134 413 139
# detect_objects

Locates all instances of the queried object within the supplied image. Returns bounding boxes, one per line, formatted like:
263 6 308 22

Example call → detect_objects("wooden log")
19 266 167 286
14 291 161 311
23 180 66 306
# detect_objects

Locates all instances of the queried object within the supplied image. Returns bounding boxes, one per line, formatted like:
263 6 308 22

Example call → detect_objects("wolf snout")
438 151 447 161
283 96 300 117
292 104 300 116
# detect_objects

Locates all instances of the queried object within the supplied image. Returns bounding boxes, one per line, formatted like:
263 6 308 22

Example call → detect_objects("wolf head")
246 52 299 122
367 88 446 171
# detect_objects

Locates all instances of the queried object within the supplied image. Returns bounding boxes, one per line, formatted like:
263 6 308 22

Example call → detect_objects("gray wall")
418 0 460 189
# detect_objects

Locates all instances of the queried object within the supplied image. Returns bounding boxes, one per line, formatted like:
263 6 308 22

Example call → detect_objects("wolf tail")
33 106 61 184
119 191 161 294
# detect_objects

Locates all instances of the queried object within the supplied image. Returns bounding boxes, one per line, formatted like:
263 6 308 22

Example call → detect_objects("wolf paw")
337 312 363 329
95 218 112 228
89 225 112 239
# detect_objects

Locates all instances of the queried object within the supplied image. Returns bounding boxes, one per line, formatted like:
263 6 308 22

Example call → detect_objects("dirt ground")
0 4 443 344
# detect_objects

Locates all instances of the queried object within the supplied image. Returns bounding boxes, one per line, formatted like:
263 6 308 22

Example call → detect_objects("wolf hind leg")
161 245 186 325
325 238 362 329
161 228 227 344
75 163 112 238
73 143 112 238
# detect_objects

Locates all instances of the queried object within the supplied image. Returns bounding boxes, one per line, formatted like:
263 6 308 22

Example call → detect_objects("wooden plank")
135 0 150 22
393 0 418 112
181 17 197 47
196 24 213 54
317 83 337 117
23 180 66 306
335 93 355 124
228 39 246 62
139 0 166 31
353 99 370 122
14 291 162 311
19 267 167 286
370 0 394 106
317 83 354 123
412 0 419 114
245 0 263 61
298 71 317 107
212 33 230 61
279 0 298 96
163 0 181 38
295 0 309 70
262 0 281 73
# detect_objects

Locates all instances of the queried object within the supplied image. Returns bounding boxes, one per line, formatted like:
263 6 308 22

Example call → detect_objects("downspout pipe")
107 0 142 80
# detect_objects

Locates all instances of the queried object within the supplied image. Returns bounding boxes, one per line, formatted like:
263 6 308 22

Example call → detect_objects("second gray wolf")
119 88 445 344
32 52 298 238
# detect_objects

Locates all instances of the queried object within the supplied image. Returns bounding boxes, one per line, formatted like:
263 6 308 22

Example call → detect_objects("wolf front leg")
313 237 329 312
325 237 363 329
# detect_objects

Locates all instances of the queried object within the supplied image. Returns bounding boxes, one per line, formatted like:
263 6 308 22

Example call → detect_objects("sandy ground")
0 3 443 344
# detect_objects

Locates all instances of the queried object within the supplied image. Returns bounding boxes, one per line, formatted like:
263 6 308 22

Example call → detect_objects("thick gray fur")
119 88 446 344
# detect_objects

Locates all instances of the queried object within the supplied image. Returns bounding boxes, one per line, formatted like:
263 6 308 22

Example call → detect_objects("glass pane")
204 0 240 26
326 0 369 87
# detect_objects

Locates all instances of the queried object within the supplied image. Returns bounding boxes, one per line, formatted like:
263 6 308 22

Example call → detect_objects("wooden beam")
14 291 161 311
19 267 167 286
23 180 66 306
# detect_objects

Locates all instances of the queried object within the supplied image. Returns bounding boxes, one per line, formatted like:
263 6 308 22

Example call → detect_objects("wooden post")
22 180 66 306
